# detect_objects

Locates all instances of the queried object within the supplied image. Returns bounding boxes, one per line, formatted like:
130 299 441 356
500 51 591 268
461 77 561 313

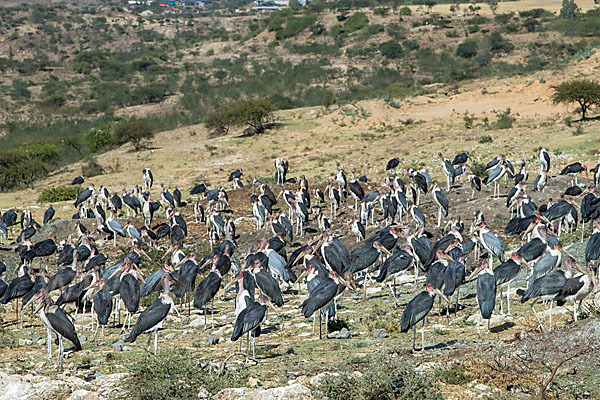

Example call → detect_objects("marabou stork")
300 271 351 339
74 185 94 208
251 260 284 308
375 249 414 300
439 153 454 191
348 171 365 210
228 168 243 182
386 157 400 172
400 284 448 351
106 211 126 247
478 222 505 266
520 269 567 332
327 180 341 220
352 217 365 242
193 264 222 328
127 273 182 355
475 260 496 333
35 290 82 369
142 168 153 190
190 183 207 200
43 205 55 225
92 278 113 341
527 242 562 288
538 147 550 173
484 164 508 199
560 161 587 185
468 175 481 199
554 262 594 321
431 181 448 227
1 267 34 327
231 296 267 359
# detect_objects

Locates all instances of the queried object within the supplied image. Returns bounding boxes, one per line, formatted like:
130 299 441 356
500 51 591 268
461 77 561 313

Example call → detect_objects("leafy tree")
456 39 478 58
488 31 514 53
552 79 600 120
399 6 412 15
205 99 276 136
560 0 581 19
11 79 31 100
379 41 404 59
113 120 155 151
485 0 499 15
323 90 336 109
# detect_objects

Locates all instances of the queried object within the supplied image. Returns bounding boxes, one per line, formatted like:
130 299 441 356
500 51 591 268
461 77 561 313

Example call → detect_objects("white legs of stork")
412 318 426 352
530 298 554 332
498 283 512 315
146 326 160 355
437 207 442 227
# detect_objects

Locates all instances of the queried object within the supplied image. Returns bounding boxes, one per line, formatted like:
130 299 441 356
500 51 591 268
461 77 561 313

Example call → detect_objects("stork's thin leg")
412 326 416 351
549 301 553 331
455 288 460 316
507 283 511 315
246 332 250 358
421 318 425 351
47 329 52 359
147 332 152 351
211 298 215 329
531 299 544 332
252 330 256 360
154 327 158 355
319 312 322 340
325 309 329 338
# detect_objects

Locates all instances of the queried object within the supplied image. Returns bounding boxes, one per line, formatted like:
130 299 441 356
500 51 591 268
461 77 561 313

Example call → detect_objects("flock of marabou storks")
0 147 599 368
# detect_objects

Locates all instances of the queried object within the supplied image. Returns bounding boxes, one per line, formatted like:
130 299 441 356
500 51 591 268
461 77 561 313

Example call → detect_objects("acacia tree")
113 120 155 151
551 79 600 120
205 99 276 136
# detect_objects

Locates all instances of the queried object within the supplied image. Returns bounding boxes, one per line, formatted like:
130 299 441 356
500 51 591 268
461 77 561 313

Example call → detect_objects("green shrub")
403 40 420 51
374 7 389 16
314 357 443 400
86 125 115 154
445 30 458 38
123 348 248 400
11 79 31 100
81 158 104 178
488 31 514 53
379 41 404 59
38 186 78 203
0 143 60 191
468 24 479 33
470 160 488 177
494 108 514 129
399 6 411 16
364 24 385 37
344 12 369 34
434 365 472 385
479 135 493 144
456 39 478 58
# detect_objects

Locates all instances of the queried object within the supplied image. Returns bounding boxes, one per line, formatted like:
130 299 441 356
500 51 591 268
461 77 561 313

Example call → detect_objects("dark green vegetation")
551 79 600 120
37 186 78 203
314 356 443 400
0 2 599 190
123 348 249 400
206 99 275 136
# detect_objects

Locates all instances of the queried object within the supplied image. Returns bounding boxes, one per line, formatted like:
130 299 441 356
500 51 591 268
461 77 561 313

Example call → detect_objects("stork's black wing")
47 307 81 350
